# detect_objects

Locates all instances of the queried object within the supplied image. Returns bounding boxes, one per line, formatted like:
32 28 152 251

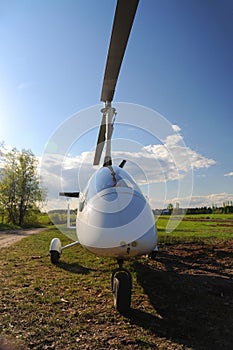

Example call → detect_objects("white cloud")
143 132 215 181
39 136 216 211
172 124 181 133
149 192 233 209
184 193 233 208
224 172 233 177
163 134 183 146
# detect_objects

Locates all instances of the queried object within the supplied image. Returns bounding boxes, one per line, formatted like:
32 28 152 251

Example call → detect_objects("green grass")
0 229 161 349
184 213 233 220
1 215 233 349
157 214 233 243
36 212 53 226
0 213 52 230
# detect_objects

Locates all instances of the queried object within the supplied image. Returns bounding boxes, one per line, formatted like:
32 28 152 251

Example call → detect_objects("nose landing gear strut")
111 259 132 314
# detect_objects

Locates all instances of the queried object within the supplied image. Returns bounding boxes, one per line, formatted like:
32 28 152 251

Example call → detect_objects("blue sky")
0 0 233 209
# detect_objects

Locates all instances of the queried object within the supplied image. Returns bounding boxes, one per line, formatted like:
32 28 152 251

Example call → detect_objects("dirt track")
0 228 46 248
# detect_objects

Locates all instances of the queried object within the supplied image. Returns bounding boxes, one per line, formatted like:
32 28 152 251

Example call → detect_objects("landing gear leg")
148 246 158 260
111 259 132 314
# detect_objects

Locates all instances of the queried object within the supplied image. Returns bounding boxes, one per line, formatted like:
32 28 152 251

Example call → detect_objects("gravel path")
0 228 46 248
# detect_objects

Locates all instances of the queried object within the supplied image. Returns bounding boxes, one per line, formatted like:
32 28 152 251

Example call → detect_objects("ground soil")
130 240 233 349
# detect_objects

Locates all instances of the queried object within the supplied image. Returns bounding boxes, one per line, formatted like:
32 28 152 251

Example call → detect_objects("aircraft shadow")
128 251 233 350
57 261 93 275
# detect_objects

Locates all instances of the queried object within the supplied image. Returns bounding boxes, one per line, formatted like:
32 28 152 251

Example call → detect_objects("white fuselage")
76 166 157 259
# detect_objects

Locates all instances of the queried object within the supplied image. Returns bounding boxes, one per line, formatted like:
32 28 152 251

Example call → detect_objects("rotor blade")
100 0 139 102
93 114 106 165
119 159 126 168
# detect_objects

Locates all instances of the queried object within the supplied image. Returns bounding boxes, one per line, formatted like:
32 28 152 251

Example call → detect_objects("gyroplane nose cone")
77 187 155 248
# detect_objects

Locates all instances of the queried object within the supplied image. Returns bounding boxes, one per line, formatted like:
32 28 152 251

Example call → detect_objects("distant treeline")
154 202 233 215
187 202 233 214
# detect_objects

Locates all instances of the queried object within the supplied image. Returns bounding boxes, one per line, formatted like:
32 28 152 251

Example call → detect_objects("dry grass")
0 225 233 349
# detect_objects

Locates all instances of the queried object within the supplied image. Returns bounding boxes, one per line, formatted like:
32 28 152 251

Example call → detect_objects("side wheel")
50 250 60 265
113 271 132 314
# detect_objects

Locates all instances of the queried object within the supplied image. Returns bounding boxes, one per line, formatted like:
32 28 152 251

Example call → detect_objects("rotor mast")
103 102 116 166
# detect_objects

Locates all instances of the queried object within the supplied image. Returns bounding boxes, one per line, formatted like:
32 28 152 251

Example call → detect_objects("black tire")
148 251 157 260
113 271 132 313
50 250 60 265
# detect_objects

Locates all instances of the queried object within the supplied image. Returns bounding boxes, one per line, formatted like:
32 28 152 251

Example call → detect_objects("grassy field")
0 215 233 349
158 213 233 242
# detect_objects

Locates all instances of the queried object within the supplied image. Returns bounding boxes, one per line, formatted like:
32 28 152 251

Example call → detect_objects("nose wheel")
111 259 132 314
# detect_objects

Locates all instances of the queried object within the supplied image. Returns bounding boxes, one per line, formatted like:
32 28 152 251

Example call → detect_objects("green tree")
0 148 45 226
167 203 173 214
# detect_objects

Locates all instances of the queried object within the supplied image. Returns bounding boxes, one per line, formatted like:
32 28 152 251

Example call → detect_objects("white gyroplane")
49 0 158 313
